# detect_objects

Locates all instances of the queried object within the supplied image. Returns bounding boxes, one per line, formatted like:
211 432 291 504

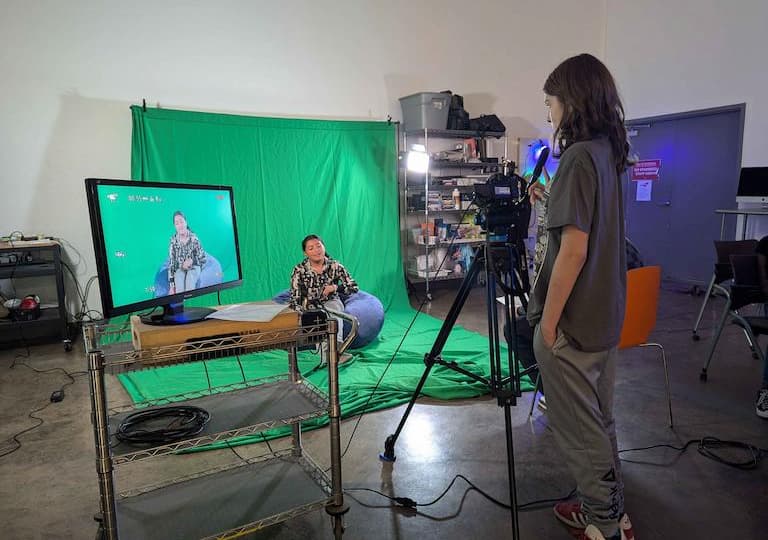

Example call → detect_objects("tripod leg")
380 357 438 462
485 261 503 394
528 373 541 418
504 402 521 539
381 250 485 462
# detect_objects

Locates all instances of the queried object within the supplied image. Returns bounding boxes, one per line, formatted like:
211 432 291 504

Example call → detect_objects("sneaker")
757 388 768 418
554 502 635 540
338 352 353 364
554 501 588 529
574 525 621 540
537 394 547 411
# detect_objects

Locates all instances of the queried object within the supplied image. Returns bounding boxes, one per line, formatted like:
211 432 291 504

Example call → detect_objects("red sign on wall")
631 159 661 181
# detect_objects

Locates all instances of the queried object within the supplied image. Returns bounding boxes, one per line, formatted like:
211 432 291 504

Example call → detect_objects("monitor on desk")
736 167 768 204
85 178 243 325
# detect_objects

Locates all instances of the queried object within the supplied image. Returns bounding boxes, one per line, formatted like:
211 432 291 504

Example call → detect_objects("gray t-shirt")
526 137 626 352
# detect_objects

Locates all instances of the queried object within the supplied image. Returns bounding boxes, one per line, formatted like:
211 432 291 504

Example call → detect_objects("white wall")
0 0 604 313
605 0 767 166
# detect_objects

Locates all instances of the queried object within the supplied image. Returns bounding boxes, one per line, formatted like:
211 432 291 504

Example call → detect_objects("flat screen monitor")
736 167 768 203
85 178 243 325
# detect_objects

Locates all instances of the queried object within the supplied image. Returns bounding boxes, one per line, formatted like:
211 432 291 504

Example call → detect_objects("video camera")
473 163 531 239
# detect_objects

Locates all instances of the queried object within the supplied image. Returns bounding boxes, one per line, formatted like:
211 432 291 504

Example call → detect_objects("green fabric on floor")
117 307 533 451
124 107 532 451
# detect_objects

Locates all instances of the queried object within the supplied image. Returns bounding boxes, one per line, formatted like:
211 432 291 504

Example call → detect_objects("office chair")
619 266 673 428
692 239 758 342
701 254 767 381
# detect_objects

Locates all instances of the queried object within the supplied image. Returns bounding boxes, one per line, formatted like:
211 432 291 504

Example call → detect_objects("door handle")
657 201 671 207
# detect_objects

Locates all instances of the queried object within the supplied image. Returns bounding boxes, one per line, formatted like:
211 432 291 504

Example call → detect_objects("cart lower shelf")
109 377 328 463
114 451 332 540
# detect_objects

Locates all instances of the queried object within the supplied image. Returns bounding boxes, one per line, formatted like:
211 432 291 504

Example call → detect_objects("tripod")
380 231 532 539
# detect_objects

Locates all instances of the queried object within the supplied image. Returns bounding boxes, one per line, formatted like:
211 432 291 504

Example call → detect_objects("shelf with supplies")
411 237 485 248
399 128 506 299
404 128 505 139
407 271 464 283
406 208 472 214
429 160 502 170
0 240 70 349
85 309 356 540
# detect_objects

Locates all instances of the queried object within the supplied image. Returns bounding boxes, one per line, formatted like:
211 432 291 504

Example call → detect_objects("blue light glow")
524 139 551 177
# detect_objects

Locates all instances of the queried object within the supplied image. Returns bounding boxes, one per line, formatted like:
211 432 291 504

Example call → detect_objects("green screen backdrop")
122 106 531 451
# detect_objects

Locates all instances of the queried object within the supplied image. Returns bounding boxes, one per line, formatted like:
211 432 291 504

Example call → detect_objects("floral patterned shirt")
168 232 206 285
532 183 552 282
289 256 359 310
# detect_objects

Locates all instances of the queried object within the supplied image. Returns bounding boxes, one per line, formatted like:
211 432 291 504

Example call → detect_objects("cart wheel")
699 370 708 382
64 340 73 352
692 333 700 342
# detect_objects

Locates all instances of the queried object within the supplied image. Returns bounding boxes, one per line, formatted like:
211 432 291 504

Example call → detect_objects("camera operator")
526 54 635 540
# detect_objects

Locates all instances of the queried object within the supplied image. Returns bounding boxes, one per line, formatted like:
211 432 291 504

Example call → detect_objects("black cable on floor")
234 355 247 384
225 439 249 462
201 360 213 393
346 474 575 512
347 435 767 515
620 437 767 470
0 362 86 458
0 401 52 458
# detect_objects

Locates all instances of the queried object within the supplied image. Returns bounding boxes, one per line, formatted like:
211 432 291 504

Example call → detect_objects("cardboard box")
130 306 299 352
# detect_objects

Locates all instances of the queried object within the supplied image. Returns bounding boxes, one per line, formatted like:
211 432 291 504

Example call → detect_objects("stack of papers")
205 302 289 322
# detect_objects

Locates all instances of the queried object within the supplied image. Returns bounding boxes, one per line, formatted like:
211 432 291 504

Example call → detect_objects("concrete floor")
1 285 767 539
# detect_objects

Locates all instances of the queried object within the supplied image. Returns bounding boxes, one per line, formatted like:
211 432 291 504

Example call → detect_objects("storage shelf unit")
85 316 350 539
0 241 70 349
400 129 506 299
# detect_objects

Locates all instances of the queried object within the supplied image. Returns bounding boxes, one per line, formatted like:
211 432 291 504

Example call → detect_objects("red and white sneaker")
554 501 635 540
574 525 618 540
554 501 589 529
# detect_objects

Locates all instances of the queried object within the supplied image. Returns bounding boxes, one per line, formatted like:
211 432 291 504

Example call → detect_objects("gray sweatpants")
533 325 624 538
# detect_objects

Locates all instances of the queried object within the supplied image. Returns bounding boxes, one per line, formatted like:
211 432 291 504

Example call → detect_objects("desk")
716 208 768 240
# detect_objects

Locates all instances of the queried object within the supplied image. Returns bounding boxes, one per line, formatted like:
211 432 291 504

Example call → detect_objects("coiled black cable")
116 405 211 445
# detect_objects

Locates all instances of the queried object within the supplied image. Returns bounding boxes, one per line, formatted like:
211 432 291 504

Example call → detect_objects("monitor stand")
140 302 216 326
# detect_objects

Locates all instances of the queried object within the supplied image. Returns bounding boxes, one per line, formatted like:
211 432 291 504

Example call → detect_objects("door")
625 105 744 286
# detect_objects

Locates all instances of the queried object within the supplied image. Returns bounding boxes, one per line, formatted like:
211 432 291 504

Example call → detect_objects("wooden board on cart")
130 304 299 352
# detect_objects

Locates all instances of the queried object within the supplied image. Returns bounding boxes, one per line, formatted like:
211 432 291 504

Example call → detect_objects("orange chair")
620 265 673 428
528 265 673 428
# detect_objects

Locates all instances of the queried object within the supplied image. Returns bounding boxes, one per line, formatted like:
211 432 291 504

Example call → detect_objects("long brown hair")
544 53 629 174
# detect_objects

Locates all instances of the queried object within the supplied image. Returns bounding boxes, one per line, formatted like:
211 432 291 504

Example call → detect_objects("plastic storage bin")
399 92 450 131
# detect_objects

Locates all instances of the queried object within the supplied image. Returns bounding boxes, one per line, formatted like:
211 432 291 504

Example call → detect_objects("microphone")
529 146 550 188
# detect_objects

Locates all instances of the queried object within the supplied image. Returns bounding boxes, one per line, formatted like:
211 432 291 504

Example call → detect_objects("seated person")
754 237 768 418
168 210 206 295
290 234 358 362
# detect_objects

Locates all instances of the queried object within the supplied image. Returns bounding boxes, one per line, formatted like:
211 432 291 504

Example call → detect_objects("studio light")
406 144 429 173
